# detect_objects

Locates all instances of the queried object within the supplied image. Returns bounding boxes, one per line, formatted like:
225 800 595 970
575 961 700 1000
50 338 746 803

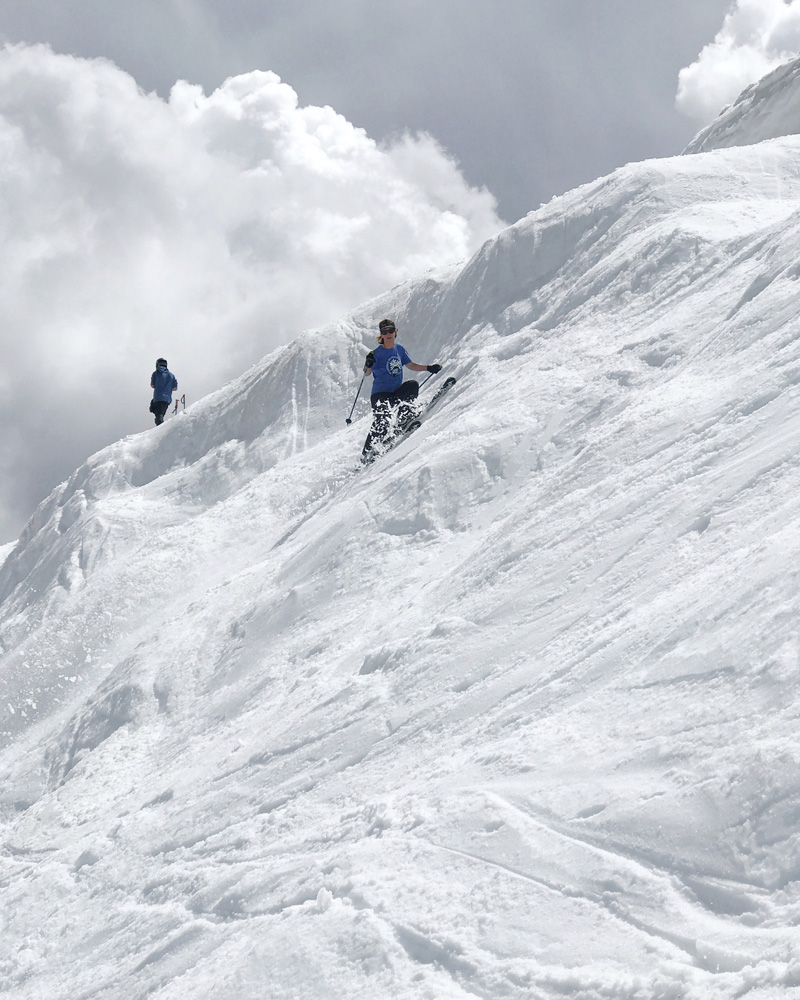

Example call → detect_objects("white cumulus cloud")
677 0 800 123
0 44 504 541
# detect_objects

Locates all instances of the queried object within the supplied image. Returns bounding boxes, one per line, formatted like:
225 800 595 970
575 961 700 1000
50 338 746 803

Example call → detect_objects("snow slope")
685 55 800 154
3 138 800 998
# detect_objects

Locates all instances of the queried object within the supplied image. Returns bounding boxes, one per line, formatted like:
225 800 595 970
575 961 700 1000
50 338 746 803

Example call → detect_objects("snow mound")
3 139 800 997
685 55 800 153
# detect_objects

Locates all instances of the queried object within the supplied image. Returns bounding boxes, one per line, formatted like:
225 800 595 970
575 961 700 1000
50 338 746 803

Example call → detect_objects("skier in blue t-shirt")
361 318 441 461
149 358 178 426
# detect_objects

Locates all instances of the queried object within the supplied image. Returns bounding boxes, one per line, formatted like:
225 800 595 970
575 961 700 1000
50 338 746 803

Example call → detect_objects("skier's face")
381 328 396 345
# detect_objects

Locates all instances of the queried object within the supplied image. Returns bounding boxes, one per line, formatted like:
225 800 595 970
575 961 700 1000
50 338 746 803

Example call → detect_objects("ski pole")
345 376 364 424
418 370 440 390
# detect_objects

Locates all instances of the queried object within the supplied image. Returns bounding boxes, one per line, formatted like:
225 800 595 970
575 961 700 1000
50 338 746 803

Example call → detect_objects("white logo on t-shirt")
387 357 402 376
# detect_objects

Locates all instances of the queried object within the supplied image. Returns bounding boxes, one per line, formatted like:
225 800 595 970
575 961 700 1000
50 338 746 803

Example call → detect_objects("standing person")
361 319 441 462
149 358 178 426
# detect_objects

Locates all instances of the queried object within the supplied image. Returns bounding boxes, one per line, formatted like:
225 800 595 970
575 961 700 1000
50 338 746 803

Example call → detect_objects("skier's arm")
406 361 442 373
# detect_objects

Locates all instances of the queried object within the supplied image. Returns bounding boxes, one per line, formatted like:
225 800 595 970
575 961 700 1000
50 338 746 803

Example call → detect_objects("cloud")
677 0 800 123
0 43 503 541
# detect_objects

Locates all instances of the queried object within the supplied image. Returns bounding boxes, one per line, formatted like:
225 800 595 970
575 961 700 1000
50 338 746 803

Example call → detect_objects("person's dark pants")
151 400 170 426
361 381 419 460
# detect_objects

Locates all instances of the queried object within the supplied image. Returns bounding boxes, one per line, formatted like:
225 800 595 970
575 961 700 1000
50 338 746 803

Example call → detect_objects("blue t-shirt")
370 344 411 394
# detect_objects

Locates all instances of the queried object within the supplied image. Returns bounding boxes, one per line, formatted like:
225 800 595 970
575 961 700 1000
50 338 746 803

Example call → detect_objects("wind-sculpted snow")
684 56 800 155
3 139 800 997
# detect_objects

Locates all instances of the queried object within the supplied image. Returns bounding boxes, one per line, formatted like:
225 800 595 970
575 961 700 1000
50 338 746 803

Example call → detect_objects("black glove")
365 351 375 369
426 363 442 373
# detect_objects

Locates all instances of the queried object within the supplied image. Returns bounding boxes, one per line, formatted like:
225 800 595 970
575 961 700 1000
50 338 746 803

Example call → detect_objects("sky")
4 123 800 997
1 0 800 543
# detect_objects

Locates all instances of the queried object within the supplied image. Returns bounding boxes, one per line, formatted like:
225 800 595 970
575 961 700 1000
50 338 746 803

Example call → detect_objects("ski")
401 376 457 436
360 377 457 465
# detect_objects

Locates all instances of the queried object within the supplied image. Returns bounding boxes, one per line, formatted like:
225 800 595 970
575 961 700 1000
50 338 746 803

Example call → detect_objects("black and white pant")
361 381 419 459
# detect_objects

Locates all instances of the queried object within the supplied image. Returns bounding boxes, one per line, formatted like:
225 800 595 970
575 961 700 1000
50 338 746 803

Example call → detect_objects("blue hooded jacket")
151 364 178 403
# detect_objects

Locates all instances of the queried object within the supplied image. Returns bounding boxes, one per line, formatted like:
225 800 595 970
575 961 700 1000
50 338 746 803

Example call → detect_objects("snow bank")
3 138 800 997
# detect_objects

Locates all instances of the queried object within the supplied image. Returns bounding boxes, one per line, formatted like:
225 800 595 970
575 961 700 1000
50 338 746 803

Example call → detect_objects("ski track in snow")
3 139 800 997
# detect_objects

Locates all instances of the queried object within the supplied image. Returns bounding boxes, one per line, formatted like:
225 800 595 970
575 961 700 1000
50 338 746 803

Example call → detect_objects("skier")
361 319 441 462
149 358 178 426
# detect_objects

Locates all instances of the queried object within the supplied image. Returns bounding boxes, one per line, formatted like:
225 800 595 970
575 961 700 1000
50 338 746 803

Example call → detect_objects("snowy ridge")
684 55 800 154
3 139 800 997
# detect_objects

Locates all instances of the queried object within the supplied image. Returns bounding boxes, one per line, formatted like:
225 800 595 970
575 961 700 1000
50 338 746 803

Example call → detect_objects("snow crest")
684 55 800 153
